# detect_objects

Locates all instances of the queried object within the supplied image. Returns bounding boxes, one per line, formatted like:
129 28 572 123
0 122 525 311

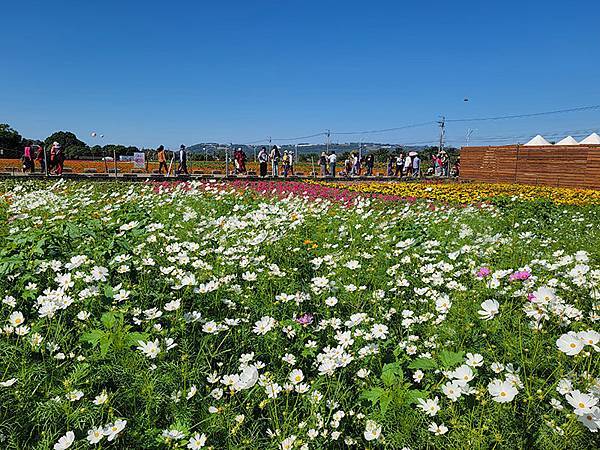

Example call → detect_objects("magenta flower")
476 267 491 278
509 270 531 282
295 313 314 326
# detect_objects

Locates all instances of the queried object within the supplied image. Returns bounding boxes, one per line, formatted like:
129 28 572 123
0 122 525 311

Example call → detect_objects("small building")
460 133 600 188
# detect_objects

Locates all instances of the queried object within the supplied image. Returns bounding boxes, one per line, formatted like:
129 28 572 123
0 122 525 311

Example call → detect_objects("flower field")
0 179 599 449
311 180 600 206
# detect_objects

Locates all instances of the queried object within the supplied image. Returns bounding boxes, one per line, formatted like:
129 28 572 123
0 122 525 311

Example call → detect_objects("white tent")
579 132 600 145
524 134 552 146
555 136 579 146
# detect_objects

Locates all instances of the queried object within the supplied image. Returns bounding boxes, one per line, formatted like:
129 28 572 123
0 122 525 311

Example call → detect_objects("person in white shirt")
403 154 412 177
328 151 337 177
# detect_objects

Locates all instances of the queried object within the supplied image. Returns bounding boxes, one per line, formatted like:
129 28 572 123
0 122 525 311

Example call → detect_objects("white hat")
53 142 61 148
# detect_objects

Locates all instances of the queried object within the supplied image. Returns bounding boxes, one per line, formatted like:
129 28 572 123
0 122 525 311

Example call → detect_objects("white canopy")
524 134 552 146
579 132 600 145
555 136 579 146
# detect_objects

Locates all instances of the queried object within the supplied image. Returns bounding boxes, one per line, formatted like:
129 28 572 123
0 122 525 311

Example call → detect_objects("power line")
233 104 600 145
331 121 437 135
446 104 600 123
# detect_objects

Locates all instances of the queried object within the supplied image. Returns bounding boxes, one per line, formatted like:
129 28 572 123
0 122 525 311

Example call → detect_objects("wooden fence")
460 145 600 189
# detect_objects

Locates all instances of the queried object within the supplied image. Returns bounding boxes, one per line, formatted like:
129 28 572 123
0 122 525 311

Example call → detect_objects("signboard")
133 152 145 169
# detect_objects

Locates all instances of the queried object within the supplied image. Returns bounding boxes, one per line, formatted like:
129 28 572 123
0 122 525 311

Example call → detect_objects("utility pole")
438 116 445 153
225 143 231 177
438 116 447 177
326 129 331 153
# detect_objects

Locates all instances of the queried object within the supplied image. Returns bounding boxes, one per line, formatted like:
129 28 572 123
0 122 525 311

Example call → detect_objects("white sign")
133 152 145 169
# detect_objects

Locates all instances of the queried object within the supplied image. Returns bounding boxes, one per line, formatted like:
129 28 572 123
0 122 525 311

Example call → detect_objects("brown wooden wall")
460 145 600 189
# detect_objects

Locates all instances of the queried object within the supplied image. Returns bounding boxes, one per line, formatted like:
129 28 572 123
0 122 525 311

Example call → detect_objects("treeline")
0 125 149 160
0 123 459 162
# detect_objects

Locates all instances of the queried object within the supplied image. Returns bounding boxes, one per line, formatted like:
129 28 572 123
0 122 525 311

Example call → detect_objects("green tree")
0 123 23 157
44 131 89 159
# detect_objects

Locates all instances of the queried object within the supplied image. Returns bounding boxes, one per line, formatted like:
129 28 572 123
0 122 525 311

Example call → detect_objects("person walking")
282 151 290 177
403 153 412 177
157 145 168 174
365 154 374 176
440 151 449 176
270 145 281 177
387 155 394 176
394 153 404 177
258 146 268 177
239 149 247 174
22 146 33 173
351 152 360 176
288 150 294 176
412 153 421 178
328 151 337 177
53 142 64 175
319 152 328 176
35 145 45 174
176 144 188 175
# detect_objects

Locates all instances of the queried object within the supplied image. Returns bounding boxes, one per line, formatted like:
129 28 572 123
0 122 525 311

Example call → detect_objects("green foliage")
80 311 148 358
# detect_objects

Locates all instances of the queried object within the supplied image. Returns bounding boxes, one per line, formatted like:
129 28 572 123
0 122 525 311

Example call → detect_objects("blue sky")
2 0 600 148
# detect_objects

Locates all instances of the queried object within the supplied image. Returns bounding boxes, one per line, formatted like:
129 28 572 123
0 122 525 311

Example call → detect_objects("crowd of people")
21 142 64 175
18 143 458 178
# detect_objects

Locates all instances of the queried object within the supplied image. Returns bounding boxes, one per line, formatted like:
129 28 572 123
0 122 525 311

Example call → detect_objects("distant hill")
186 142 429 155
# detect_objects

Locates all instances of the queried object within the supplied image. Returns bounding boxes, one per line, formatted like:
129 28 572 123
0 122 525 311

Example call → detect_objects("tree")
44 131 89 158
0 124 23 157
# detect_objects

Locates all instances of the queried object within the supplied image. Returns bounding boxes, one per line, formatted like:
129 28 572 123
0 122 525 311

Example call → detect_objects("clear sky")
2 0 600 149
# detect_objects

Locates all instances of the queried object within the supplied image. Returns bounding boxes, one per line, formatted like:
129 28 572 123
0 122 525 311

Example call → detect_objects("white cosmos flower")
93 391 108 405
478 299 499 320
487 379 518 403
325 296 338 307
54 431 75 450
465 353 484 367
103 419 127 441
0 378 17 387
187 433 207 449
565 390 598 416
556 332 584 356
9 311 25 327
289 369 304 385
577 330 600 351
450 365 474 385
253 316 277 335
164 299 181 311
442 381 463 401
86 427 104 444
363 419 382 441
577 408 600 432
137 339 161 359
428 422 449 435
236 365 259 390
417 397 441 416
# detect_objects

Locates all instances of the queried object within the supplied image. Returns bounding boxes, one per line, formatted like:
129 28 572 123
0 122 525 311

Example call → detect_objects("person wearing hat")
319 152 328 177
176 144 188 175
49 142 64 175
